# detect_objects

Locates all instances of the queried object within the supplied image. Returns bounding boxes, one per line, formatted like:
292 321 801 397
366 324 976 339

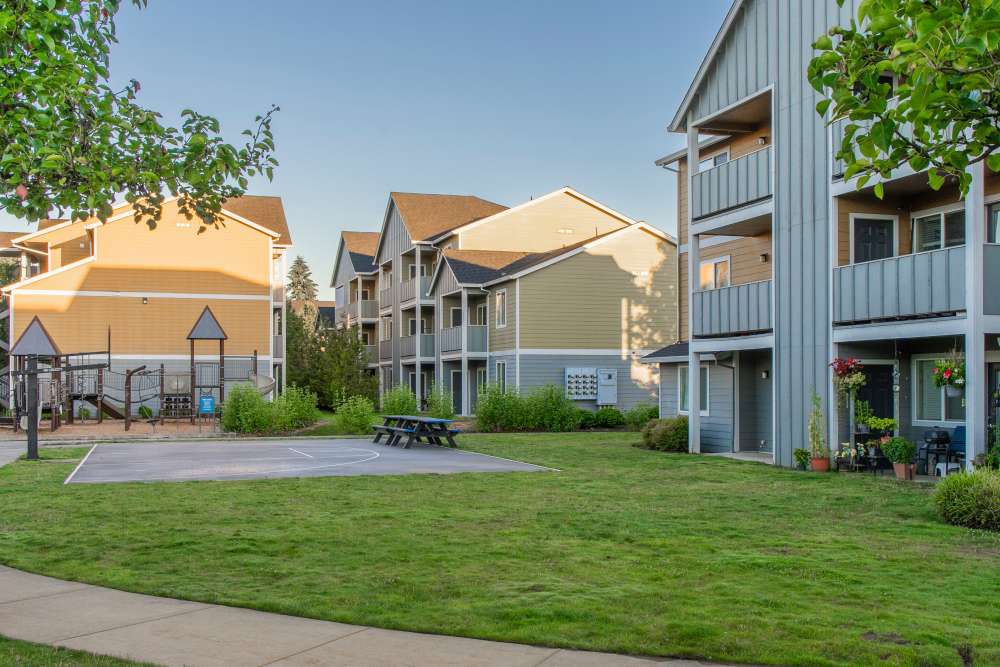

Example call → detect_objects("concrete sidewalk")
0 566 736 667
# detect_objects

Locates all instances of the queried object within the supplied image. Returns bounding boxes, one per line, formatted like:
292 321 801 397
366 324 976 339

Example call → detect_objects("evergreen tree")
285 307 375 409
287 256 318 302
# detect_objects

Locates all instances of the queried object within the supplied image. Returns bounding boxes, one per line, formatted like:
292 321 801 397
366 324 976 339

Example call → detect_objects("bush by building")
331 395 377 435
934 468 1000 531
637 416 689 452
381 384 418 416
222 384 319 434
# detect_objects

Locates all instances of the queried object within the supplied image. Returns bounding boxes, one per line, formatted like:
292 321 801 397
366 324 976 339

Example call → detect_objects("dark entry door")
853 218 894 263
856 365 894 420
451 371 462 415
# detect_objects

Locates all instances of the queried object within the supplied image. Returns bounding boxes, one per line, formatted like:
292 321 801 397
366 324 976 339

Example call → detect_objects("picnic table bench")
372 415 458 449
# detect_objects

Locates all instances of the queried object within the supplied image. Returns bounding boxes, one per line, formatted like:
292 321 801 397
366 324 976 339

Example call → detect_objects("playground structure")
0 307 276 434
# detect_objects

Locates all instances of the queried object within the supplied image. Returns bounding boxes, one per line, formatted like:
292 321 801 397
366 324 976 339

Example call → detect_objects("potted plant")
933 352 965 398
807 390 830 471
882 436 917 480
836 442 865 471
830 357 866 407
793 448 810 471
866 416 898 437
854 400 874 434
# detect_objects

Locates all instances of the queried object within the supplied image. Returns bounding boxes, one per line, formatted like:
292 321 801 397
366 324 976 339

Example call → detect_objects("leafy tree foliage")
1 1 278 226
286 306 375 410
287 255 318 302
809 0 1000 197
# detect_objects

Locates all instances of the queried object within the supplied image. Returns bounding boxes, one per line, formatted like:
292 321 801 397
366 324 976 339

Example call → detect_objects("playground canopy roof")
187 307 228 341
10 316 62 357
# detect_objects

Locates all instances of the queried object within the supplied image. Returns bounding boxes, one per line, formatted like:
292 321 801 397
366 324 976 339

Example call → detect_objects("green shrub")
793 448 810 470
475 384 521 432
638 416 688 452
577 409 596 429
425 384 455 420
136 405 151 420
624 404 659 431
221 385 273 434
591 407 625 429
523 384 578 432
273 385 320 431
934 469 1000 531
78 406 92 421
331 395 377 435
882 436 916 464
381 384 418 415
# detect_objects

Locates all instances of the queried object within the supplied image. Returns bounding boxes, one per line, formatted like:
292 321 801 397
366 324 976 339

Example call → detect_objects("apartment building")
332 188 678 414
2 195 291 398
330 231 379 368
649 0 995 468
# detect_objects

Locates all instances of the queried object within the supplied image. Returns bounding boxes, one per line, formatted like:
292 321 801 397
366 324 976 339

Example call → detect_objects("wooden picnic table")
372 415 458 449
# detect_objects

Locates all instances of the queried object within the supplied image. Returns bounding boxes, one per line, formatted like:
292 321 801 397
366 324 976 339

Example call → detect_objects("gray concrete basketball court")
64 439 552 484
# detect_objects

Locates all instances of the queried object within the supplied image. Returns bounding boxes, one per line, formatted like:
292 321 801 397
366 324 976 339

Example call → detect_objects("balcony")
691 147 771 221
364 345 377 366
439 326 487 354
831 110 914 181
345 301 358 318
358 300 377 319
692 280 772 338
400 276 431 304
832 247 965 325
379 286 392 308
271 283 285 304
400 334 434 358
272 335 284 359
379 340 392 360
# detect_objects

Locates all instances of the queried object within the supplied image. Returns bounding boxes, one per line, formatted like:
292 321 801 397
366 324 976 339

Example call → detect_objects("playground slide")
249 373 276 396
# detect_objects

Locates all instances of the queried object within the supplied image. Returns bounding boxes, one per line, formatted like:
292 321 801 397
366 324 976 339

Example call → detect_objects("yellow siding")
518 227 677 349
12 294 268 355
488 279 516 351
459 191 629 252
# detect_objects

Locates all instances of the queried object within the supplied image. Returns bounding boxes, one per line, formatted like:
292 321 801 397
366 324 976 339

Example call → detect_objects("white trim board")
110 354 272 361
13 289 271 301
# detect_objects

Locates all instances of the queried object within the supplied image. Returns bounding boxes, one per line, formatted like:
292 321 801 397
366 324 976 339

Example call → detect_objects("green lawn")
0 434 998 666
0 635 147 666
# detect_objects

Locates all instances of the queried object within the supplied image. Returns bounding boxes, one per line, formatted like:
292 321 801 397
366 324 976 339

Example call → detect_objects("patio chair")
948 426 966 466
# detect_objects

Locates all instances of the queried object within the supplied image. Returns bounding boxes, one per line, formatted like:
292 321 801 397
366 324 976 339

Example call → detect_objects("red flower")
944 369 952 379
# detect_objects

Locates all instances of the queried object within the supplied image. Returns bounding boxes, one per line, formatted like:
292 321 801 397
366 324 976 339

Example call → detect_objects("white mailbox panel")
596 368 618 406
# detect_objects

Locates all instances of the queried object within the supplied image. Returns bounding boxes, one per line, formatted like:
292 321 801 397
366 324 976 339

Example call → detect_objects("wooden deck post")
190 339 195 424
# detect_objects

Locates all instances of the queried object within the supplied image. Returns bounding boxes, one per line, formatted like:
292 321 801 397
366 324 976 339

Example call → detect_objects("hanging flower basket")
829 357 866 406
933 353 965 397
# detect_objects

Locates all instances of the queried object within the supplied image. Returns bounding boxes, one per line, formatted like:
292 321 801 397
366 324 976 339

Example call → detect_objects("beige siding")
459 191 629 252
488 279 515 351
518 227 677 349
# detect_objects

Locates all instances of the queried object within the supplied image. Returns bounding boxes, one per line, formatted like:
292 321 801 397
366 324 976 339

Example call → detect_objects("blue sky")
5 1 732 299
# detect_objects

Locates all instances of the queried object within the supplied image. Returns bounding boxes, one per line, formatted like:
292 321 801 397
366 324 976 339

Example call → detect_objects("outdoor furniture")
935 462 961 477
373 415 458 449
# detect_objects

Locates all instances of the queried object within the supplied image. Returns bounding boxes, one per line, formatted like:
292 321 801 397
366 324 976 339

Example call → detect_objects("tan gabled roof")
38 218 67 231
391 193 507 242
342 231 378 256
222 195 292 246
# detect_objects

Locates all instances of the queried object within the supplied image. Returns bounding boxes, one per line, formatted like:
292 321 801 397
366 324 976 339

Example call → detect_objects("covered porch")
439 358 486 417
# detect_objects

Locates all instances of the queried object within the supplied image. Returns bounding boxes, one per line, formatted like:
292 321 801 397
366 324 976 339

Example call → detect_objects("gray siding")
332 243 357 289
516 354 659 412
376 201 413 266
693 280 772 336
658 361 734 452
691 147 772 220
737 349 773 452
833 247 965 323
984 245 1000 315
487 353 516 390
432 261 461 297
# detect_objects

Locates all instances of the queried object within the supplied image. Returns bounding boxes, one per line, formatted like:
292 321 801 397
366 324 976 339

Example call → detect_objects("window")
408 264 427 279
422 318 431 334
408 318 417 336
360 330 371 345
989 203 1000 244
495 361 507 392
476 303 487 325
360 288 370 301
699 257 731 290
678 365 710 415
698 150 729 173
476 367 487 392
913 357 965 424
381 317 392 340
495 290 507 328
913 209 965 252
450 307 463 328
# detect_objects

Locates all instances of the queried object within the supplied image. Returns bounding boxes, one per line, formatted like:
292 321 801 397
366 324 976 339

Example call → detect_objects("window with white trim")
380 317 392 341
495 361 507 392
495 290 507 328
408 318 417 336
678 365 710 416
913 357 965 423
699 257 731 290
476 303 487 325
360 330 371 345
988 203 1000 244
698 150 729 173
913 208 965 252
408 263 427 279
450 307 462 328
476 367 487 392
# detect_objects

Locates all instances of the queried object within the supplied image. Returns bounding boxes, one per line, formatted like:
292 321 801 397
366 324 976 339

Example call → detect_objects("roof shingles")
342 231 379 274
391 192 507 242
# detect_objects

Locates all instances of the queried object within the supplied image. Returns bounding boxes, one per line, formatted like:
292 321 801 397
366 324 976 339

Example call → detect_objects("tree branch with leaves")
808 0 1000 198
0 0 279 226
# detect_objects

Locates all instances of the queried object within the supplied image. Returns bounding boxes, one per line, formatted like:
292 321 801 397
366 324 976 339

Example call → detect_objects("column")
414 248 422 404
461 289 470 416
965 161 986 468
686 114 701 454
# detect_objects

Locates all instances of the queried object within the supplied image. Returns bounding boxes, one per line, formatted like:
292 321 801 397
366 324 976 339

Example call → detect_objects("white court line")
424 444 560 472
287 447 314 459
63 444 98 485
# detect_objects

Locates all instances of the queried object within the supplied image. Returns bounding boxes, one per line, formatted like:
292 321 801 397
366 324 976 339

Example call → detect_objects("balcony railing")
691 146 771 220
345 301 358 318
833 246 965 324
400 276 432 303
271 283 285 303
358 300 377 319
468 325 487 352
440 326 462 353
986 245 1000 316
379 286 392 307
692 280 772 337
379 340 392 360
401 334 434 358
364 344 377 365
272 335 284 359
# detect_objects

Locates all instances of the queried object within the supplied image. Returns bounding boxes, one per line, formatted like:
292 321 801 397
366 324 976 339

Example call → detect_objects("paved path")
0 442 21 467
0 566 736 667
